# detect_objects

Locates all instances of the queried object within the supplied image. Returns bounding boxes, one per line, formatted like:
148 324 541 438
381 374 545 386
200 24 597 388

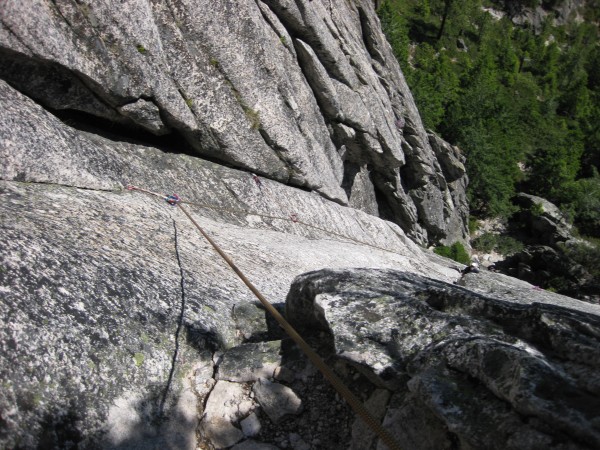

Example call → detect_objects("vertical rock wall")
0 0 469 245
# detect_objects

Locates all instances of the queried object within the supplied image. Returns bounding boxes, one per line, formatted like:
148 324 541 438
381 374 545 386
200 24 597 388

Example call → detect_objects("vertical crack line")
160 217 187 417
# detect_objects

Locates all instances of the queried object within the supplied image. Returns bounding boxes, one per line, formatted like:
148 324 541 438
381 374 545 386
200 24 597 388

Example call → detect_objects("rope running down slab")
126 184 409 260
127 185 403 450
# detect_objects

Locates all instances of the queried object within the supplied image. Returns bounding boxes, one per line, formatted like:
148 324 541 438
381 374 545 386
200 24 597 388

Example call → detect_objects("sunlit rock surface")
287 268 600 450
0 0 468 244
1 1 597 449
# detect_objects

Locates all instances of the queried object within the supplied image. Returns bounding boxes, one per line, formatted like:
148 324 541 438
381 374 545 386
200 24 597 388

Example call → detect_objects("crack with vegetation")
254 0 295 55
260 0 354 89
47 0 106 49
221 77 261 131
48 0 75 30
193 42 262 133
256 128 297 185
202 52 300 184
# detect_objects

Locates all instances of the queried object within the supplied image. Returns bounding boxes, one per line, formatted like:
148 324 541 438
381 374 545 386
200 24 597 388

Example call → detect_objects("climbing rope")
127 184 408 259
126 182 451 282
127 184 404 450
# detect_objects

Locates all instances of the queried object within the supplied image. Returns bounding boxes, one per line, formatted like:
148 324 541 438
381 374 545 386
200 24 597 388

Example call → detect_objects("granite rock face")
1 60 597 450
427 132 469 245
492 194 598 302
513 193 576 247
0 0 468 244
286 268 600 450
2 1 596 449
0 76 462 448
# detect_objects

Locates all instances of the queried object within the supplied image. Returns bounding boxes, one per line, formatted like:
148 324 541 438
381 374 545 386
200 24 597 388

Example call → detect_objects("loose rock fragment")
217 341 282 382
252 378 302 423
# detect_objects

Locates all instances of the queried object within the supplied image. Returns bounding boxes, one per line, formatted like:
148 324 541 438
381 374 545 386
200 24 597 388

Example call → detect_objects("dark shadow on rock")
182 322 222 354
103 389 196 450
23 382 196 450
35 406 86 450
264 302 288 342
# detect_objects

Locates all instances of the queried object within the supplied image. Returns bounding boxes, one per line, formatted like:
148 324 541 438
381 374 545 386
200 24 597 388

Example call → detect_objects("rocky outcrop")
427 132 469 245
0 0 467 245
286 268 600 450
500 0 589 29
496 245 589 293
513 193 576 247
491 194 598 302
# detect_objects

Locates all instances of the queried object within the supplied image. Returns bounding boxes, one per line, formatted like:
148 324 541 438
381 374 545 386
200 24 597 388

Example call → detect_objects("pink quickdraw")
290 213 298 223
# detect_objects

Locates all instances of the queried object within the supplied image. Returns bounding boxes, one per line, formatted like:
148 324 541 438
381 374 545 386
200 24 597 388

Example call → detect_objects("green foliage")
133 352 144 367
471 232 496 253
471 233 498 253
244 107 261 130
378 0 600 220
378 0 410 64
410 45 460 129
434 242 471 264
472 232 524 255
561 170 600 236
468 217 479 234
529 201 545 217
136 44 147 54
563 238 600 279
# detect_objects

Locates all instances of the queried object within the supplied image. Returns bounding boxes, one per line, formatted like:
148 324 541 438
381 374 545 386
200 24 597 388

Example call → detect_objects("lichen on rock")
1 0 597 449
286 268 600 449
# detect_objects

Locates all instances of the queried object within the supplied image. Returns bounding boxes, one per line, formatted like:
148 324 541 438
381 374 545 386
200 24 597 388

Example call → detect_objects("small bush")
496 236 525 255
136 44 147 54
563 239 600 279
133 352 144 367
227 80 261 130
472 232 497 253
529 202 545 217
472 232 523 256
562 174 600 238
434 242 471 264
468 217 479 235
244 107 261 130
